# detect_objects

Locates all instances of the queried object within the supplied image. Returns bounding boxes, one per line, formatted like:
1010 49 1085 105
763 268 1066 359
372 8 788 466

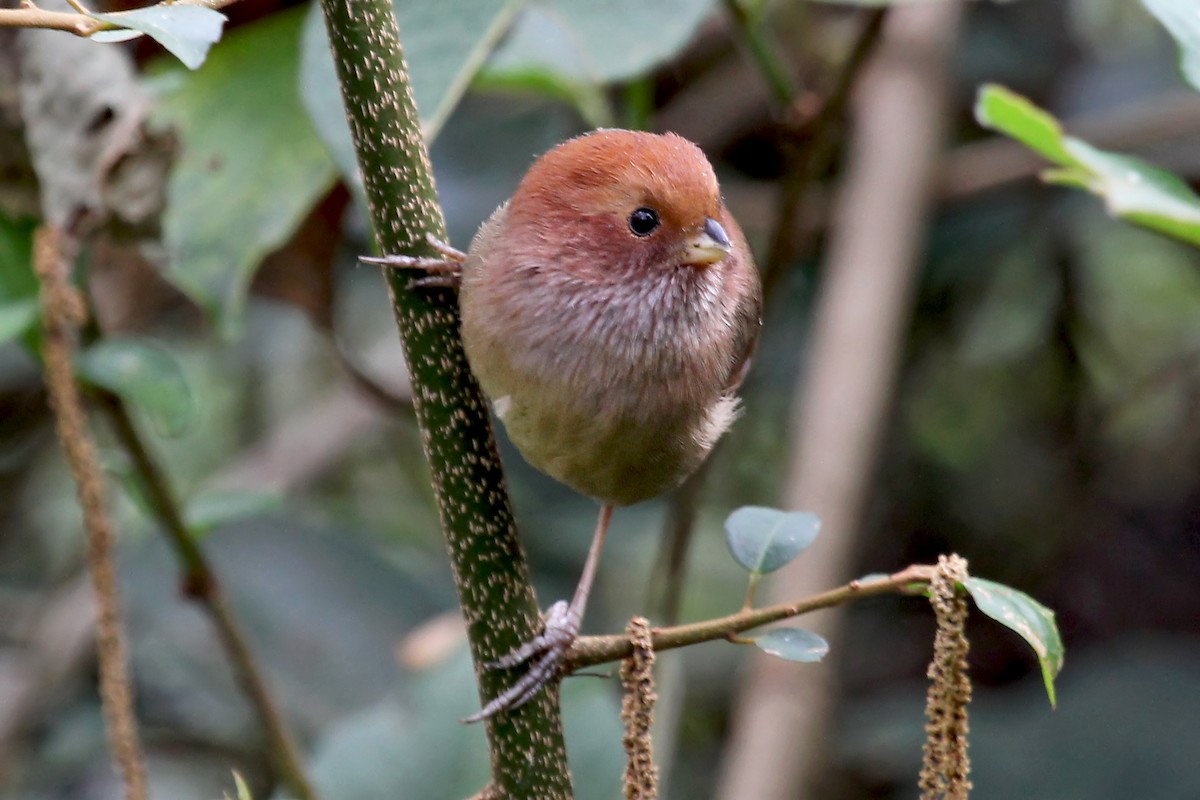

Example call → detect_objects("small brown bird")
365 129 761 720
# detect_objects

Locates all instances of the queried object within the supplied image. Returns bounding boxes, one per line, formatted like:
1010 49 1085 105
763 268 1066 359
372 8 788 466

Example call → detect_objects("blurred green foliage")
2 0 1199 798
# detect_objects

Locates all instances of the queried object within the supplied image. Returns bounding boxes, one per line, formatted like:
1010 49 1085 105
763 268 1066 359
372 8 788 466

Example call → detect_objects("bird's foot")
360 234 466 289
463 600 580 724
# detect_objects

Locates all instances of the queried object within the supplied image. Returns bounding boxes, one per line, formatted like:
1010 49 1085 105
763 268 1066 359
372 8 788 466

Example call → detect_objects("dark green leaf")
90 5 226 70
725 506 820 575
975 84 1200 247
1141 0 1200 92
963 576 1064 707
300 0 524 183
78 338 195 437
0 215 37 302
150 8 337 338
0 298 38 346
185 490 283 537
753 627 829 663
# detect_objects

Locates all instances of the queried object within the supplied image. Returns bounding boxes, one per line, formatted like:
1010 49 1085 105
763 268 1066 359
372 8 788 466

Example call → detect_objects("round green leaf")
753 627 829 663
78 338 195 437
963 576 1064 707
725 506 820 575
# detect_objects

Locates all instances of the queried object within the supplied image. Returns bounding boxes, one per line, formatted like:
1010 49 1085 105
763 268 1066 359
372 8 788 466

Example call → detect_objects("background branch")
35 225 148 800
718 4 963 798
94 390 319 800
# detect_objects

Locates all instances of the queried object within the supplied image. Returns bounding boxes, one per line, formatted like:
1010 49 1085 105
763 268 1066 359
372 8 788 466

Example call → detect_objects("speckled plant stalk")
314 1 572 795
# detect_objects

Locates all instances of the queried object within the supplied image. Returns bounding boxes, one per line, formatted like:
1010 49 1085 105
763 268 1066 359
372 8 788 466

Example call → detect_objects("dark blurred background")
1 0 1198 798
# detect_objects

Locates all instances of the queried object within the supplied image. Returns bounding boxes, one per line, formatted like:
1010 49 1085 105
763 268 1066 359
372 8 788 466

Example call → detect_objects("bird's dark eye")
628 207 661 237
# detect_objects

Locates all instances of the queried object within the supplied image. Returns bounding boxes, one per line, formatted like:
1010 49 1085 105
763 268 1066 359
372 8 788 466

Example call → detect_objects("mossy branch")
314 1 571 795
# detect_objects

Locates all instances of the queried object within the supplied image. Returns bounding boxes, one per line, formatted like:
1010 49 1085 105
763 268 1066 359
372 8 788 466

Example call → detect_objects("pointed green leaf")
90 6 226 70
963 576 1064 707
976 84 1200 247
974 84 1079 167
753 627 829 663
78 338 195 437
725 506 820 575
1141 0 1200 92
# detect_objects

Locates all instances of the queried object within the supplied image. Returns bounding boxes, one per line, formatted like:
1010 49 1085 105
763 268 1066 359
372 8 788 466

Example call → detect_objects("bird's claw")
360 234 466 289
463 601 581 724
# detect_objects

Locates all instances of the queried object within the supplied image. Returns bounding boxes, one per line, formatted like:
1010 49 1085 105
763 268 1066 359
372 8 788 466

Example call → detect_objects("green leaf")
975 84 1200 247
78 338 195 437
151 8 337 339
0 215 38 351
486 0 717 85
0 215 37 302
0 298 38 346
974 84 1079 166
89 5 226 70
1141 0 1200 92
963 576 1064 707
725 506 820 575
300 0 524 183
185 490 283 537
753 627 829 663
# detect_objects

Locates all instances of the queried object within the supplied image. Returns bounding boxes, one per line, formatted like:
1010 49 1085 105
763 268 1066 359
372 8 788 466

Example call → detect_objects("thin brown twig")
94 391 321 800
0 0 241 36
568 564 934 669
35 225 148 800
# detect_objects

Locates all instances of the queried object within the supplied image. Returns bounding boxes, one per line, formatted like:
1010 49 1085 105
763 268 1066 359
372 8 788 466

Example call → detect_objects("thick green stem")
315 1 571 796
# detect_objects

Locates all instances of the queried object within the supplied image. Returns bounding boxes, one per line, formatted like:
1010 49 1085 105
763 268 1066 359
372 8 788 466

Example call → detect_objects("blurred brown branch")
95 390 320 800
35 224 148 800
718 4 963 799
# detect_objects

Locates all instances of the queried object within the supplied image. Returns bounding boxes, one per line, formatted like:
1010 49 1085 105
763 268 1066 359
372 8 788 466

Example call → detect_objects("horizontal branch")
566 564 935 669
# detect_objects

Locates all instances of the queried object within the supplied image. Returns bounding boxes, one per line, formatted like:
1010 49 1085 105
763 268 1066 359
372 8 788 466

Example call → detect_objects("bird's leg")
360 233 466 289
463 504 614 723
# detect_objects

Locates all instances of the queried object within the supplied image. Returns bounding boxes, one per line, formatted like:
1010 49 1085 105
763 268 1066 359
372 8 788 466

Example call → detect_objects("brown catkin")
919 554 972 800
620 616 658 800
35 226 148 800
